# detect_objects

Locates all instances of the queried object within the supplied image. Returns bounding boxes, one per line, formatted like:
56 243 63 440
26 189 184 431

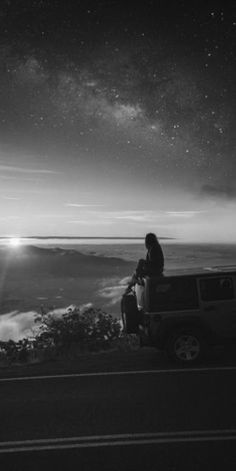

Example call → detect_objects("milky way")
0 1 235 240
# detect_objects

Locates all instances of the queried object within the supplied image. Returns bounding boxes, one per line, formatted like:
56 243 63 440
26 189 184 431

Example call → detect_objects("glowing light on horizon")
9 237 21 248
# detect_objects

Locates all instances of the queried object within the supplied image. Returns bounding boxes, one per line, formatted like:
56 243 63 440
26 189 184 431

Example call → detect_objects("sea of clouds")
0 303 94 342
98 276 130 305
0 277 130 342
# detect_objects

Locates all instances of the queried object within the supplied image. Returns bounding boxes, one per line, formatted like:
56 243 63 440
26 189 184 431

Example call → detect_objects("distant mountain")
1 245 134 278
17 245 130 263
0 244 135 314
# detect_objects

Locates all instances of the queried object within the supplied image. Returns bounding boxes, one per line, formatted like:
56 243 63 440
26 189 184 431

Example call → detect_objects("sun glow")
9 237 21 248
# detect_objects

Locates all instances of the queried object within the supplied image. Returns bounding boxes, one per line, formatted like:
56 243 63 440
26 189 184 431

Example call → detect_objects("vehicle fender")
157 316 212 349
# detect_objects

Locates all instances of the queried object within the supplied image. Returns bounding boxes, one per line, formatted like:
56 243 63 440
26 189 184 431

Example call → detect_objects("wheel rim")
174 334 200 362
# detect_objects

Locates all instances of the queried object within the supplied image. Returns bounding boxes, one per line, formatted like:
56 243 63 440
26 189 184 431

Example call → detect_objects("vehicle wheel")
167 328 206 364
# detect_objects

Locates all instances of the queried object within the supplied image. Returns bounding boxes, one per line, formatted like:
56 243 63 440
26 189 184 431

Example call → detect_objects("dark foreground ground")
1 346 236 470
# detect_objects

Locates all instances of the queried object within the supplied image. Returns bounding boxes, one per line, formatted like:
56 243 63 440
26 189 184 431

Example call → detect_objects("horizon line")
0 236 175 240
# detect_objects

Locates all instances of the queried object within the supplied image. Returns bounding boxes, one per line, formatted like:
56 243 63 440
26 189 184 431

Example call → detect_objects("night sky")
0 0 235 241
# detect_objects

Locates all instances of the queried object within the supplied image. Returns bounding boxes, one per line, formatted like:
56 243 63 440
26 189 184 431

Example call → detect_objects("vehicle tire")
167 327 206 364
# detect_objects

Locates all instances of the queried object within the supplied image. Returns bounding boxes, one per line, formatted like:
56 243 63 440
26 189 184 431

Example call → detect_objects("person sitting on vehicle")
125 233 164 310
128 233 164 287
138 232 164 278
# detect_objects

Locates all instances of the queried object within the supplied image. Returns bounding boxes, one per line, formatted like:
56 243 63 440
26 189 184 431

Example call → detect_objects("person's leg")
134 283 145 310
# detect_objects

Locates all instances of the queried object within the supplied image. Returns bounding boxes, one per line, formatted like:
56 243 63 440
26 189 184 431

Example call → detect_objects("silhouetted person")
125 233 164 303
122 233 164 330
136 232 164 278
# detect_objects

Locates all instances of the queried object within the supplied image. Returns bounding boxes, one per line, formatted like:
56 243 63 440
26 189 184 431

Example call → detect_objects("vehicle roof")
148 266 236 280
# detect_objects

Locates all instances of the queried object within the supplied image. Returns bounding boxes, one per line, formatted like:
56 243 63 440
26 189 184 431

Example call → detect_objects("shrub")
0 306 139 366
35 306 122 355
0 338 33 364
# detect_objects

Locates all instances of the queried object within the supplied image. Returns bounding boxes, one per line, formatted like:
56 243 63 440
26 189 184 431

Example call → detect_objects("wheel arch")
160 317 211 349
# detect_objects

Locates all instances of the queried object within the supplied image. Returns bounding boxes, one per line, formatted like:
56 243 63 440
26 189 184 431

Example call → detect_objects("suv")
122 267 236 364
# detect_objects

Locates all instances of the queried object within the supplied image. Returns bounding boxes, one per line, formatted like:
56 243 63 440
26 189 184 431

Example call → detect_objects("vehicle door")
145 276 201 338
198 275 236 338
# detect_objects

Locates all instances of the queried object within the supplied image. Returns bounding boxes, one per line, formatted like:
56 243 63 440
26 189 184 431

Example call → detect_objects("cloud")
107 210 195 224
201 184 236 199
0 175 44 182
0 303 95 342
36 214 70 219
65 209 161 226
65 203 105 207
64 209 162 229
67 209 203 226
0 311 38 342
0 215 21 221
67 219 113 226
98 277 131 306
0 165 60 175
165 210 207 218
2 196 21 201
112 211 153 222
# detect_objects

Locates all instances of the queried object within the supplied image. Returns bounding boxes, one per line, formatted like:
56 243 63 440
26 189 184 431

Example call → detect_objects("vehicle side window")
149 277 199 312
200 277 234 302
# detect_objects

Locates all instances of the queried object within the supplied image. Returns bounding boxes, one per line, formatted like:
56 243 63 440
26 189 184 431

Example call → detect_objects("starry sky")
0 0 235 241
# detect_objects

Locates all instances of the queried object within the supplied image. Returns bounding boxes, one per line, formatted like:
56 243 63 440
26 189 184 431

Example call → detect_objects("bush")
0 338 34 365
0 306 141 366
35 306 122 355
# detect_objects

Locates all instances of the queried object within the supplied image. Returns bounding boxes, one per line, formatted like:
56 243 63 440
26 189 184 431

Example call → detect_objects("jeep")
121 267 236 363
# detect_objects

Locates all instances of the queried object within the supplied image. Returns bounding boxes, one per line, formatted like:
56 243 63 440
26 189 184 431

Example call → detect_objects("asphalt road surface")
1 348 236 470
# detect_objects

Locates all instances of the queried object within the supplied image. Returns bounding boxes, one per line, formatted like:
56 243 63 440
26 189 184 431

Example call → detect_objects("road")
1 348 236 470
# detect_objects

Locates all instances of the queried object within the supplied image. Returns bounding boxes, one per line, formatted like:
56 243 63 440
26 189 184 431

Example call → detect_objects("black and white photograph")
0 1 236 469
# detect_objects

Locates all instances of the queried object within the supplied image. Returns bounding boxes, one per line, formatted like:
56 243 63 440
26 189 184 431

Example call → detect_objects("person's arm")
125 272 139 292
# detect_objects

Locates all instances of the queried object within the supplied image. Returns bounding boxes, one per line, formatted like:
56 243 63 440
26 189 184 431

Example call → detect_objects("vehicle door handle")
204 306 216 312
